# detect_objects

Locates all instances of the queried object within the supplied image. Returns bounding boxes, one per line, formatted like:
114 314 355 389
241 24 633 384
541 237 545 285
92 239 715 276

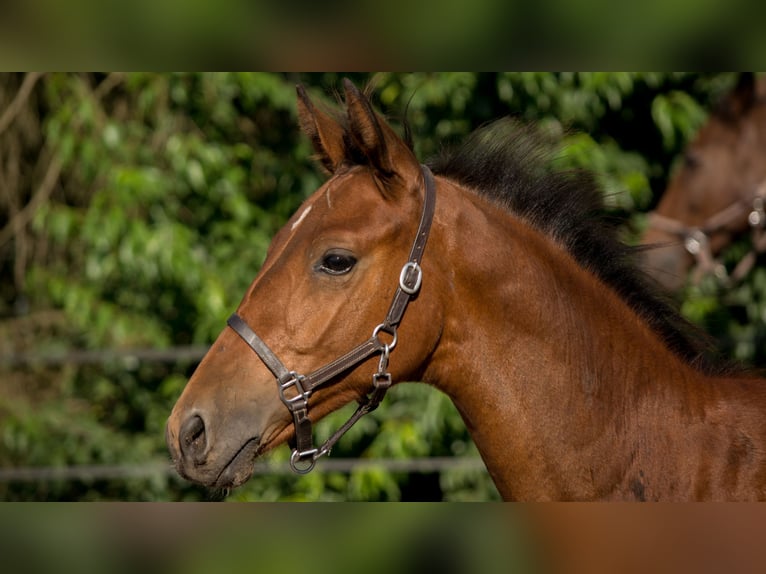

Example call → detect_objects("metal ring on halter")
372 323 398 351
399 261 423 295
684 229 708 255
749 197 765 227
290 449 318 474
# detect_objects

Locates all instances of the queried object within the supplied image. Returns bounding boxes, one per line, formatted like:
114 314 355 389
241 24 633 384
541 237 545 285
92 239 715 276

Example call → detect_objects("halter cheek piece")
227 165 436 473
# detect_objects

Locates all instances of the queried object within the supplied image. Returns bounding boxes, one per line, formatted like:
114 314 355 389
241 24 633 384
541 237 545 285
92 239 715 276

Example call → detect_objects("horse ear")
296 84 346 174
721 73 757 120
342 78 421 191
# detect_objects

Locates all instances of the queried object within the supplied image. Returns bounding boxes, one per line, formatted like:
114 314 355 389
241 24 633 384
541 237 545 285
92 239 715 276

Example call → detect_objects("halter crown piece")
227 165 436 473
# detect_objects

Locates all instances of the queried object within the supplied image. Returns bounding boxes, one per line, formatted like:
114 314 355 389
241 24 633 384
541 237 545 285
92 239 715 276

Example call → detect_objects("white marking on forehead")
291 204 313 231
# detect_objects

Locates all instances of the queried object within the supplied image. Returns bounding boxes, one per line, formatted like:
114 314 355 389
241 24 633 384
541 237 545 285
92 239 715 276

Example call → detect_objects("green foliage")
0 72 756 500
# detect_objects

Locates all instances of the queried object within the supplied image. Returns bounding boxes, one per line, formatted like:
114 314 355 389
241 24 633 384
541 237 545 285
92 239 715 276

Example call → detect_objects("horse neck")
423 180 706 500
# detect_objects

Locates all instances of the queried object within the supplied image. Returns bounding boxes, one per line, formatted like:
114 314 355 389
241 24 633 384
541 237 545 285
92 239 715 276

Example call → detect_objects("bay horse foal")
167 80 766 500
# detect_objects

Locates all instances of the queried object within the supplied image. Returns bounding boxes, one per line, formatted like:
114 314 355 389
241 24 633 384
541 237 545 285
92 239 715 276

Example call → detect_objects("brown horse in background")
167 80 766 500
643 73 766 291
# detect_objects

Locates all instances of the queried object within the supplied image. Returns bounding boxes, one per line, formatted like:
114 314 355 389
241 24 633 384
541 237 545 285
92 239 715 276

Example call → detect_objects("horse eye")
318 252 357 275
684 151 701 169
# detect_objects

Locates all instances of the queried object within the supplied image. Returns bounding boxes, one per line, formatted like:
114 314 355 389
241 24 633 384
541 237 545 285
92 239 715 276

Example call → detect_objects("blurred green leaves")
652 90 708 151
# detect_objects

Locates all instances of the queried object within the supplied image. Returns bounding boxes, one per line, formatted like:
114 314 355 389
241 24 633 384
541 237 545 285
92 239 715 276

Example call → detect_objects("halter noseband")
227 165 436 473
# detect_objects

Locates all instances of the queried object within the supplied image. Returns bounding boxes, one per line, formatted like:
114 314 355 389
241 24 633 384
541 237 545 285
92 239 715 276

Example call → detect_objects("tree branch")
0 152 62 248
0 72 43 137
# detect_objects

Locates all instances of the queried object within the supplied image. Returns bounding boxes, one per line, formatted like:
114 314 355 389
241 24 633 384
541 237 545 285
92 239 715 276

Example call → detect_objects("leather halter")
647 180 766 285
227 165 436 473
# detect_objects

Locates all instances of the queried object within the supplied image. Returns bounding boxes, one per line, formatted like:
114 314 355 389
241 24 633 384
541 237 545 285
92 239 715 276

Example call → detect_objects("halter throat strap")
227 165 436 473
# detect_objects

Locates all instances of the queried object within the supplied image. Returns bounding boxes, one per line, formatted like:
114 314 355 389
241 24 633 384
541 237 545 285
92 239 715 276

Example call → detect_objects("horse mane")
426 118 727 375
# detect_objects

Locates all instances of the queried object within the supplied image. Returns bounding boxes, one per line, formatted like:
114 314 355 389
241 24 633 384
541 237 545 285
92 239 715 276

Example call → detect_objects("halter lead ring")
227 165 436 473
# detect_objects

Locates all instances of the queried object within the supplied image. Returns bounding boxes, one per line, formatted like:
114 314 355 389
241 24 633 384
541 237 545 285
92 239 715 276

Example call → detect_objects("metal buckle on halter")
278 371 311 409
399 261 423 295
371 371 392 394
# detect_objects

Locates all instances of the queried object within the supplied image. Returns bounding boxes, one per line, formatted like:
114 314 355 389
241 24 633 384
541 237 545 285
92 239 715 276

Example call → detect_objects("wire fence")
0 457 487 483
2 345 487 484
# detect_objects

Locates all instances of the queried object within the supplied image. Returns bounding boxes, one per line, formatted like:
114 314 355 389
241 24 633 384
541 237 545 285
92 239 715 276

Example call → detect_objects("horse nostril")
179 415 208 465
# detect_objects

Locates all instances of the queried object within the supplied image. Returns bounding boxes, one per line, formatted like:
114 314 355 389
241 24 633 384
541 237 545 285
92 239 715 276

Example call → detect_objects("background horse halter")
226 166 435 473
646 179 766 286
